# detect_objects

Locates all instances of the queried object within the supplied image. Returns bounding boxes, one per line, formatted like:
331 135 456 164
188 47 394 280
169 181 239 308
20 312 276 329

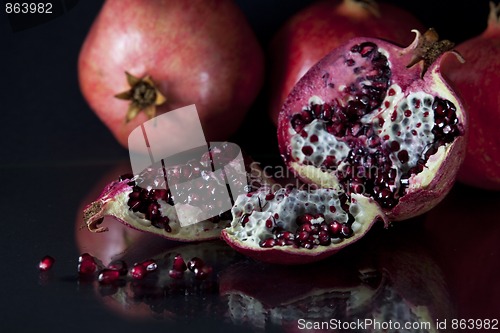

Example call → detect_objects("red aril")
442 2 500 190
268 0 425 125
38 256 55 271
78 0 264 148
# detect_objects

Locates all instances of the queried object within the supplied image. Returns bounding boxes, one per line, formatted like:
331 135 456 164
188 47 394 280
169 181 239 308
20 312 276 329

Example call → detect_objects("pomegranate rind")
83 179 227 242
222 192 385 265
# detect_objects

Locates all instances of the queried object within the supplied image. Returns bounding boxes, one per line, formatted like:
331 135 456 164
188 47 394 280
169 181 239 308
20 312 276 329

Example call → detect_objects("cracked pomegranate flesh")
223 30 467 264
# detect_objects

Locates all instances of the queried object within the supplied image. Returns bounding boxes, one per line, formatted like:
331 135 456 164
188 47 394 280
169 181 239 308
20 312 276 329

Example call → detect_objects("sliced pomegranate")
83 145 268 241
223 30 467 264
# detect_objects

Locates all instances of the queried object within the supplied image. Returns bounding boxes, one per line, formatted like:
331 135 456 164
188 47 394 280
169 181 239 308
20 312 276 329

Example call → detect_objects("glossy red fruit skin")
78 0 264 148
268 0 425 125
443 4 500 190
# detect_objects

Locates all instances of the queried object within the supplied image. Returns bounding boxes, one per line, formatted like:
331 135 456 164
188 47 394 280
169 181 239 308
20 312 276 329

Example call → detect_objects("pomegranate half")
222 30 467 264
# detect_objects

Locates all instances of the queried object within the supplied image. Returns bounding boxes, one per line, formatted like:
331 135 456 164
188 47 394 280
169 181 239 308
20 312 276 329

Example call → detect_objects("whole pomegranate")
442 2 500 190
268 0 425 125
222 30 467 264
78 0 264 148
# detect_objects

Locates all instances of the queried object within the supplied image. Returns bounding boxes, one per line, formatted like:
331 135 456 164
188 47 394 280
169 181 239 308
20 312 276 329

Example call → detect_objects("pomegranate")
442 2 500 190
268 0 425 125
223 30 467 264
78 0 264 148
83 144 269 241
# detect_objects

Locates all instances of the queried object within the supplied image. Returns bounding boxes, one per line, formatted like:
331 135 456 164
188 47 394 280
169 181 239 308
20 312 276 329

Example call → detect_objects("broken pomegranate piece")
223 30 467 264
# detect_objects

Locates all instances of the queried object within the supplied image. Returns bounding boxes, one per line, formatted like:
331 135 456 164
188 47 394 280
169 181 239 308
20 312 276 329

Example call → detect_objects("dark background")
1 1 498 332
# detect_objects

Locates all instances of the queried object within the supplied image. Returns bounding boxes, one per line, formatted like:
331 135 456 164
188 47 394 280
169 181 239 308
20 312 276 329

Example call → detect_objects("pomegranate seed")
130 264 148 280
318 231 331 245
107 260 128 276
172 254 187 272
301 146 314 156
187 257 205 272
259 238 276 248
78 253 98 275
141 259 158 272
194 266 213 280
98 269 120 284
38 255 55 271
341 224 353 238
265 193 275 201
297 231 310 242
265 218 273 228
328 221 342 237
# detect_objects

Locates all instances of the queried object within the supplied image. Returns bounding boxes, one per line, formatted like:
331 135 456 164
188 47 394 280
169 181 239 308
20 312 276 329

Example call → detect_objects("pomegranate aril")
194 266 213 280
328 221 342 237
78 253 98 275
318 231 331 246
108 260 128 276
187 257 205 272
260 238 276 248
172 254 187 272
98 269 120 284
340 224 353 238
140 259 158 272
130 264 148 280
38 255 55 271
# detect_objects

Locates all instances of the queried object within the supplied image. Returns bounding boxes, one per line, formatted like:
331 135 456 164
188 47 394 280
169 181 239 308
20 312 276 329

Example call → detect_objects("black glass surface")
1 1 499 332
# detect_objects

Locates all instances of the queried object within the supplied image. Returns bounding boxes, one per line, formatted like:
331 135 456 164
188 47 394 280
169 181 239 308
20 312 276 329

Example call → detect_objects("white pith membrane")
223 186 383 254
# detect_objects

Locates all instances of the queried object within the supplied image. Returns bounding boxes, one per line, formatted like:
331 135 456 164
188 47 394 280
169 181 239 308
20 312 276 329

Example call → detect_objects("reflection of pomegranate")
220 223 453 332
268 0 425 125
424 185 500 318
223 30 467 264
78 0 264 147
442 3 500 190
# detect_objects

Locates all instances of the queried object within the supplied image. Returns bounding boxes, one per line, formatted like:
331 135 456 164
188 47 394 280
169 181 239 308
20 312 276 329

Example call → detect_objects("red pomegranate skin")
268 0 425 125
443 5 500 190
79 0 264 148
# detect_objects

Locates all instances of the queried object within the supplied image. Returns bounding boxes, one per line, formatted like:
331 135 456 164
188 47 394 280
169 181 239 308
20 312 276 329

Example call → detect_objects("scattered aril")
130 264 148 280
98 269 121 284
38 255 55 271
78 253 99 275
